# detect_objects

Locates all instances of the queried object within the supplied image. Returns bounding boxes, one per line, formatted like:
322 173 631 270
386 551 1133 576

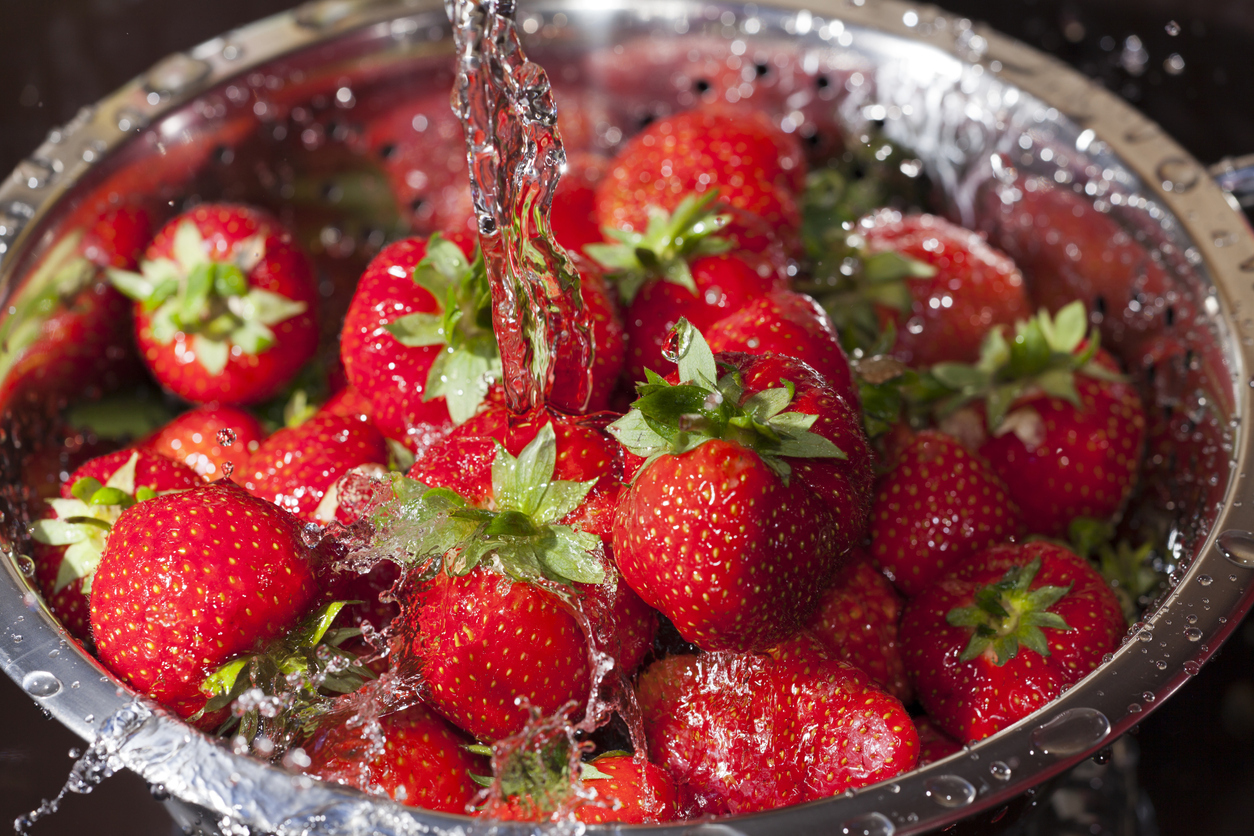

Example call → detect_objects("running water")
448 0 595 415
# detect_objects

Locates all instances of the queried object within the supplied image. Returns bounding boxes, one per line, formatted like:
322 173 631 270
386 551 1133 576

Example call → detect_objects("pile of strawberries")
17 98 1160 824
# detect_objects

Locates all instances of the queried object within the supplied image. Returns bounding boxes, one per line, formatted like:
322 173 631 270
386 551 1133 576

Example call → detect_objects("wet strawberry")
109 203 320 405
900 541 1124 742
610 323 873 651
140 404 267 480
805 549 911 703
303 702 485 813
90 481 320 722
29 449 201 640
870 429 1022 597
638 632 918 816
915 715 963 766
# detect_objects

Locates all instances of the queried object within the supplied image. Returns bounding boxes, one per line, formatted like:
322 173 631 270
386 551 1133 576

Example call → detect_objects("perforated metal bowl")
3 1 1254 834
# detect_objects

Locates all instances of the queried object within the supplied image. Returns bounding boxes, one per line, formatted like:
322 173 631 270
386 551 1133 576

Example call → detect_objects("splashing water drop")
1165 20 1181 36
217 428 238 447
221 460 235 479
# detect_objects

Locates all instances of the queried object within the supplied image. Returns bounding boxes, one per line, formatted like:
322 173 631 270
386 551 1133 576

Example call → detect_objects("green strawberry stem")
383 234 502 424
1068 518 1165 624
946 557 1074 666
370 424 604 587
608 319 846 483
926 300 1125 430
584 190 733 305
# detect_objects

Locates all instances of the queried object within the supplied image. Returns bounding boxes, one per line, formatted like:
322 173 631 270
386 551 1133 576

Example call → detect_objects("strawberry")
89 481 320 722
109 203 320 405
870 429 1022 597
547 254 626 414
238 409 389 524
637 632 918 816
706 288 858 405
595 107 806 252
900 541 1124 743
549 153 607 254
374 424 615 741
610 322 873 651
914 715 963 766
805 549 912 703
586 191 789 382
139 404 267 480
29 449 201 640
303 702 485 813
928 302 1146 538
844 210 1031 367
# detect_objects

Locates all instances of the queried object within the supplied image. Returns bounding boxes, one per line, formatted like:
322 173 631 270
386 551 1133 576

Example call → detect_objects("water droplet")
295 0 359 28
989 760 1012 781
1183 660 1201 675
1157 158 1198 193
1186 613 1198 625
842 812 894 836
1128 703 1143 714
1198 574 1213 586
1137 629 1154 642
217 428 237 447
22 670 62 697
1142 691 1157 703
149 783 170 801
1155 659 1168 670
1163 53 1186 75
1030 707 1111 755
1216 530 1254 566
15 554 35 577
221 461 235 479
12 158 55 190
1231 575 1240 583
1165 20 1181 36
115 108 147 133
924 775 976 807
886 782 901 794
144 53 211 96
83 714 94 724
1185 627 1203 642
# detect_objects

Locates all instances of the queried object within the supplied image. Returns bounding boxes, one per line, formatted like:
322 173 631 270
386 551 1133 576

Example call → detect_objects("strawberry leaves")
585 191 733 305
373 425 603 586
383 235 501 424
945 557 1074 665
109 220 307 375
609 320 845 483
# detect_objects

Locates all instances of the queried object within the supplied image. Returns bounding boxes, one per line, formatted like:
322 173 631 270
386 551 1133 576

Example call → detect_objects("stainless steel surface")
2 0 1253 833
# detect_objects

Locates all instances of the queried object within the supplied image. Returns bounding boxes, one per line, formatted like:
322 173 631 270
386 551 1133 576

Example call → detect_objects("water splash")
448 0 595 415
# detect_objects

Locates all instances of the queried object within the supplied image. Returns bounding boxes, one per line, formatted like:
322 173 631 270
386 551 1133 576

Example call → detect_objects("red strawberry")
549 153 607 254
109 203 319 405
547 255 626 414
574 755 678 824
610 323 873 651
238 409 389 524
870 429 1022 597
90 481 320 722
586 191 789 382
380 424 620 740
637 632 918 816
706 288 857 405
914 715 963 766
805 549 912 703
29 449 201 640
140 404 267 480
855 209 1031 367
900 541 1124 742
303 702 485 813
929 302 1146 538
595 107 806 251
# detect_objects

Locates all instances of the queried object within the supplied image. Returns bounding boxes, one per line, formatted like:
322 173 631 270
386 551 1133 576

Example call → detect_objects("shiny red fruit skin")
90 482 319 722
613 353 873 652
915 715 963 766
303 702 484 813
575 757 678 824
339 236 454 449
135 203 319 406
871 430 1021 597
140 404 267 480
624 251 789 382
806 550 912 703
707 288 857 406
900 541 1124 743
638 633 918 817
859 210 1030 368
33 449 202 641
975 354 1145 539
399 565 593 742
548 256 626 414
238 410 388 524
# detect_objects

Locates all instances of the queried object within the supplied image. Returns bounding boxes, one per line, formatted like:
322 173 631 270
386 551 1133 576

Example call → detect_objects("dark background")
2 1 1253 834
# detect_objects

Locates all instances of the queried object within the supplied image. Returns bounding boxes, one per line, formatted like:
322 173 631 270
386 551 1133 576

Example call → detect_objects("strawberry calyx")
373 424 604 586
29 451 163 595
945 557 1074 666
196 600 374 748
584 190 733 305
0 231 95 382
608 319 846 483
927 300 1125 430
1068 518 1164 624
108 220 307 375
382 234 502 424
466 736 623 819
